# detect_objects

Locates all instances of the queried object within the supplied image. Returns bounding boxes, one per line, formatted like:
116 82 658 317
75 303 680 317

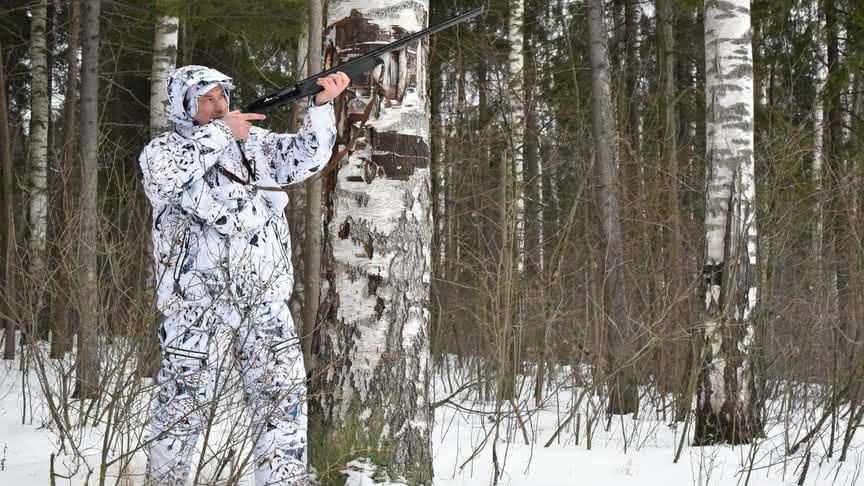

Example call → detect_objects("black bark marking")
332 11 386 88
368 274 382 296
364 234 374 259
374 296 385 320
704 263 723 287
338 218 351 239
369 129 429 180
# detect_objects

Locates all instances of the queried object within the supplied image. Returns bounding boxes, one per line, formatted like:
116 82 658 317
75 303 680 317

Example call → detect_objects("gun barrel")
244 6 484 113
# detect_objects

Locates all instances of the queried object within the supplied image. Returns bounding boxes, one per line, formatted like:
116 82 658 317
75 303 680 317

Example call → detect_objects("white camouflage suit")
139 65 335 485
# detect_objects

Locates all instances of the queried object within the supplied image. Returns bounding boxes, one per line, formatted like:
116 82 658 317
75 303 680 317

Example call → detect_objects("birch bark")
509 0 526 274
28 0 50 330
694 0 761 445
149 13 178 136
312 1 433 482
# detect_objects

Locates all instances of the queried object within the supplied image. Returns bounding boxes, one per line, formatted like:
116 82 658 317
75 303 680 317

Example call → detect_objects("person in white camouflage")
138 65 349 485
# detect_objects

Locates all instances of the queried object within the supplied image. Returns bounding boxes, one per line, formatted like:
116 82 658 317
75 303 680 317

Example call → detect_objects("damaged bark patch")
374 296 385 320
339 218 351 239
369 129 429 180
363 159 376 183
368 273 382 295
332 10 387 88
364 234 374 258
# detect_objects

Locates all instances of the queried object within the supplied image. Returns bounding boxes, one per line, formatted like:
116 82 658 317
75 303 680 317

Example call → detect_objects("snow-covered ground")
1 350 861 485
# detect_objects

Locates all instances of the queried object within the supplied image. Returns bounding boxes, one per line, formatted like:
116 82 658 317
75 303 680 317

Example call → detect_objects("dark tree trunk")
1 38 17 361
49 0 80 359
74 0 102 399
586 0 639 416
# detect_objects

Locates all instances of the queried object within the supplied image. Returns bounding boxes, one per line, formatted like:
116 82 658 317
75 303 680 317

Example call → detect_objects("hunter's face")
193 85 228 125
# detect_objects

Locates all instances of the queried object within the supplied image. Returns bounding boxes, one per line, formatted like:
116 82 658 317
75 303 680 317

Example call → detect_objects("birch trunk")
75 0 101 399
694 0 761 445
586 0 638 415
135 8 177 375
28 0 50 336
809 0 827 331
1 38 17 360
149 13 178 136
509 0 526 274
302 0 323 374
312 1 433 482
49 0 81 359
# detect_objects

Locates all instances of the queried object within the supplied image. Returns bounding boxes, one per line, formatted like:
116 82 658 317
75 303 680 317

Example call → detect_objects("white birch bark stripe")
150 15 178 136
810 0 825 284
28 0 49 274
509 0 526 273
703 0 757 411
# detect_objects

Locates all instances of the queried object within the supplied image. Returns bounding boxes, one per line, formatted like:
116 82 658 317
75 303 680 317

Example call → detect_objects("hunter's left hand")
315 71 350 105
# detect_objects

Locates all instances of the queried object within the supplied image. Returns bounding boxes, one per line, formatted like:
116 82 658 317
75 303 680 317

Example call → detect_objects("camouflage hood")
166 65 235 131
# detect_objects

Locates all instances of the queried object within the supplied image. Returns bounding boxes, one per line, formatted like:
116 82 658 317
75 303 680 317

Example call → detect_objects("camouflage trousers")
146 300 307 485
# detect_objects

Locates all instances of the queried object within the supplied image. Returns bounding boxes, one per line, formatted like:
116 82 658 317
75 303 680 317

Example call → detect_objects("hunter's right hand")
221 111 267 140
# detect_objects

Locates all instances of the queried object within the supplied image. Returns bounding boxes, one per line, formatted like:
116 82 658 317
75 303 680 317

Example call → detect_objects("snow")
1 348 862 486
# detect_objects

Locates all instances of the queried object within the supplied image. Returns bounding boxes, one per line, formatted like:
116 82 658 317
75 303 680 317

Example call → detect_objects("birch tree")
807 1 828 371
149 11 178 136
312 1 433 482
75 0 102 399
28 0 50 332
136 6 177 374
586 0 638 415
509 0 526 274
694 0 761 445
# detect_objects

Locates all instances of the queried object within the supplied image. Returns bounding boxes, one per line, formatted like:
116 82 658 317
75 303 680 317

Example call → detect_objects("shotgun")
244 6 484 113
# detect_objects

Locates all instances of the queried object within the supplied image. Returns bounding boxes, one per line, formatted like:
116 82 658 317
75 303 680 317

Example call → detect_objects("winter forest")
1 0 863 484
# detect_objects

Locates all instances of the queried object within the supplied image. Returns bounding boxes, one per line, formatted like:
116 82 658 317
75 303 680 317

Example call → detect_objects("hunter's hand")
221 111 267 140
314 71 350 105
